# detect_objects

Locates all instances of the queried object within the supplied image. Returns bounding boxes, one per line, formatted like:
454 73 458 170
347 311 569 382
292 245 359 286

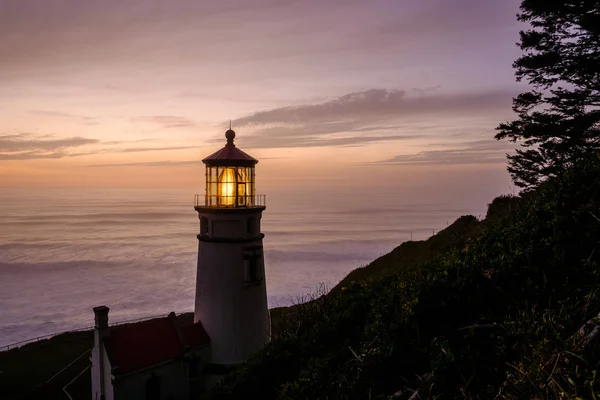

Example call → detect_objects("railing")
0 313 173 352
194 194 266 208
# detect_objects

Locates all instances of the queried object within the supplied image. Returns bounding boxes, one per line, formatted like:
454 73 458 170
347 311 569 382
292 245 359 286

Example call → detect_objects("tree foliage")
496 0 600 189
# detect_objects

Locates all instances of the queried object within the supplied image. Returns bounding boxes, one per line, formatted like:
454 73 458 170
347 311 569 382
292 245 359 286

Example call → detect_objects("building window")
243 246 263 285
248 257 259 282
200 217 208 236
145 375 161 400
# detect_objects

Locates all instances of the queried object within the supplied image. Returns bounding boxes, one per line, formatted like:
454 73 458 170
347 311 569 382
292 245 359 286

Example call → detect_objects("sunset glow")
0 0 523 192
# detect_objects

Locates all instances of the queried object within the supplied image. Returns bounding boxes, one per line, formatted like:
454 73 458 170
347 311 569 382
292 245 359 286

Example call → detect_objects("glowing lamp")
198 128 263 208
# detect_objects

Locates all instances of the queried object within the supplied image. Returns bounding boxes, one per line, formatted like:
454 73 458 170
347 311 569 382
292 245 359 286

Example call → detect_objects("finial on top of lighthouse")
225 120 235 146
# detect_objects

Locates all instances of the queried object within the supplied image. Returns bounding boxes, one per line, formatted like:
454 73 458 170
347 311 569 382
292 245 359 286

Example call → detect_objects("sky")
0 0 526 192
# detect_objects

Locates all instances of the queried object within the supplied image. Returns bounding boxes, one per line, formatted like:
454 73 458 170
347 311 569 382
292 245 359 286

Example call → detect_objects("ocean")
0 186 488 348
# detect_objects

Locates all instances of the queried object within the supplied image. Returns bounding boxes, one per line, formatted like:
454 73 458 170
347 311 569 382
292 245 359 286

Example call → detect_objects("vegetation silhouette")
496 0 600 189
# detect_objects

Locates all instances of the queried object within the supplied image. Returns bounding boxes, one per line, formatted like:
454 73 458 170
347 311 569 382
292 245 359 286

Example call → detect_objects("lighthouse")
193 128 270 370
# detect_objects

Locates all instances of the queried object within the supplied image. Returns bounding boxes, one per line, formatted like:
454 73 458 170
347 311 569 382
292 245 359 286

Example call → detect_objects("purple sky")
0 0 525 189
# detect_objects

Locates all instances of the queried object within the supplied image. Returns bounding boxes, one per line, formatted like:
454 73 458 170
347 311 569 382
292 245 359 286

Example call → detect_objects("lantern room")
196 129 265 208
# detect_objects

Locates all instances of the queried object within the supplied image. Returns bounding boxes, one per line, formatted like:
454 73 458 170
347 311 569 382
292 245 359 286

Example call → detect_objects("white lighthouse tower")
194 128 270 371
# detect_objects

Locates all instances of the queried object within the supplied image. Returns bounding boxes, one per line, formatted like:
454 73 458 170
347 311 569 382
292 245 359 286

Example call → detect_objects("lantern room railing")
194 194 266 209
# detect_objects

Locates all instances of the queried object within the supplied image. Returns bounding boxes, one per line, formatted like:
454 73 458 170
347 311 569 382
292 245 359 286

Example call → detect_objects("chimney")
94 306 110 330
92 306 110 400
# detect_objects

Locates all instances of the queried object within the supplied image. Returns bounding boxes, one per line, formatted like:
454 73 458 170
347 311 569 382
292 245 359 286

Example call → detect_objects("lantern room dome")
202 129 258 167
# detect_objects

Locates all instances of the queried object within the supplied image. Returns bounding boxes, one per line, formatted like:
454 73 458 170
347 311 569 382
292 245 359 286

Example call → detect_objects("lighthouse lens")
218 167 236 206
205 165 255 207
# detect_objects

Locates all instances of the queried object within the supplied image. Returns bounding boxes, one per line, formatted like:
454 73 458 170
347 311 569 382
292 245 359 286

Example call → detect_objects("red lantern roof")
202 129 258 167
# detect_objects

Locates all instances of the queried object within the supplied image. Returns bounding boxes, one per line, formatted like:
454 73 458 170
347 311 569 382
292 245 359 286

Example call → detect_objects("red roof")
103 313 210 375
183 322 211 347
202 129 258 166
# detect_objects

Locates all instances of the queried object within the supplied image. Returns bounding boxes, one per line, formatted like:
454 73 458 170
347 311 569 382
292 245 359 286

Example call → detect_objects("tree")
496 0 600 189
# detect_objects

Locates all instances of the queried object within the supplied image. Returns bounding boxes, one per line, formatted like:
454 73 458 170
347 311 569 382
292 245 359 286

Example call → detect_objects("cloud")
373 139 518 166
0 0 522 120
0 133 198 160
86 160 203 168
118 146 198 153
0 133 31 140
0 0 520 75
230 89 515 149
236 89 512 126
134 116 197 129
28 110 100 126
86 155 285 167
0 151 94 160
0 133 99 160
29 110 85 118
240 131 421 149
411 85 443 95
103 139 153 145
0 133 98 152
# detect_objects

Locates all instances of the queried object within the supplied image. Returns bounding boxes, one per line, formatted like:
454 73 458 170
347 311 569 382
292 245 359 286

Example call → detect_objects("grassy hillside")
0 330 93 400
205 156 600 399
270 214 484 341
333 214 483 291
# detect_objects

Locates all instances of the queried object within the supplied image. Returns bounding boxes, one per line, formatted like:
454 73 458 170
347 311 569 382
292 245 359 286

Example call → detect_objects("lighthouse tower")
194 128 270 369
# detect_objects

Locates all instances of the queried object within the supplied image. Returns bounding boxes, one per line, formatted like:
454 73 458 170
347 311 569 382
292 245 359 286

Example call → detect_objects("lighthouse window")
205 165 256 208
248 257 259 282
243 247 263 284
